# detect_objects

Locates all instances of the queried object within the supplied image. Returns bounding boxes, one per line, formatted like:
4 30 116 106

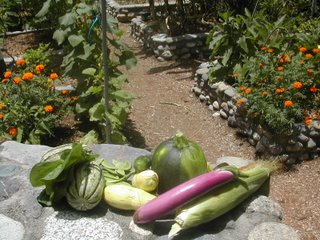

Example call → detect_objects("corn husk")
169 161 279 237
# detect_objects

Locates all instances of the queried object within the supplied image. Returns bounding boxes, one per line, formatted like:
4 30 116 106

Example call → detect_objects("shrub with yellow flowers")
0 59 75 144
236 46 319 134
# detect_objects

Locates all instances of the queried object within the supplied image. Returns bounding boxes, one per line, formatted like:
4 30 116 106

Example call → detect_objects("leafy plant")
235 45 319 134
0 55 75 144
47 1 136 144
206 9 289 84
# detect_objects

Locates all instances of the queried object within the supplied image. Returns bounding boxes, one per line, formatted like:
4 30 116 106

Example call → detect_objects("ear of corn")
168 161 278 238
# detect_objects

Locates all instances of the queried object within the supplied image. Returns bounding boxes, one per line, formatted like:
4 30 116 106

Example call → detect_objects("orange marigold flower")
61 90 69 95
13 77 22 85
299 47 307 53
260 47 267 51
3 71 12 78
312 48 320 53
35 64 45 73
44 105 54 113
298 61 305 65
310 86 318 93
236 98 245 105
284 100 293 107
0 113 4 120
71 96 78 101
306 69 314 75
262 91 268 95
2 79 9 83
275 88 285 93
0 102 6 109
305 53 313 58
9 127 17 137
267 48 274 53
277 66 284 71
293 81 303 89
245 88 252 94
240 86 246 91
305 119 312 125
16 59 26 66
49 73 59 80
22 72 34 81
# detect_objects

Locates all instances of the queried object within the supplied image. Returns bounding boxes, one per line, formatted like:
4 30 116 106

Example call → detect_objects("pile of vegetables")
29 132 278 237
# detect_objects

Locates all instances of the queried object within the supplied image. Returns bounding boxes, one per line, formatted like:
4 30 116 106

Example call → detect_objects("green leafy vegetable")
29 143 98 206
99 159 134 185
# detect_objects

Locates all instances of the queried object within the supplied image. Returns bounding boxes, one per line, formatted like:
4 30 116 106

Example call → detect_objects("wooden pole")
101 0 111 143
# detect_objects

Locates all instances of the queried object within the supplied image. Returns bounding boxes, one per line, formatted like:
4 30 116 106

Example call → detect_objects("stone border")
106 0 176 23
130 17 211 60
192 62 320 164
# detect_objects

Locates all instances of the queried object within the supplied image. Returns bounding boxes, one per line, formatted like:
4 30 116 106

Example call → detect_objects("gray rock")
227 115 237 128
196 67 209 75
309 130 320 138
212 112 220 117
161 50 173 59
212 101 220 110
224 87 237 99
253 132 261 141
297 133 309 143
186 42 196 48
208 104 214 111
193 86 202 96
269 144 284 155
248 222 300 240
286 142 303 152
219 109 228 119
307 138 317 149
0 214 25 240
221 102 229 112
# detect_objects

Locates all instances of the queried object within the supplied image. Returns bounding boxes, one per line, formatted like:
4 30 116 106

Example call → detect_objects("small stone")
219 109 228 119
157 45 164 51
297 133 309 143
252 132 261 141
285 158 297 165
161 50 173 59
227 115 237 128
212 112 220 117
224 87 237 100
286 142 303 152
208 104 214 111
202 73 208 81
212 101 220 110
199 94 206 101
248 138 256 146
157 56 165 62
269 144 284 155
248 222 299 240
186 42 196 48
307 138 317 149
221 102 229 112
309 130 320 138
229 109 234 116
193 87 201 96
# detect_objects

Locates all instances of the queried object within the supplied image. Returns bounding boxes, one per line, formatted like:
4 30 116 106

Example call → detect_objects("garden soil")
2 23 320 240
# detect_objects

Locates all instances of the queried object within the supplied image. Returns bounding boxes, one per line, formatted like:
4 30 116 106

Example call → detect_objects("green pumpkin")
66 163 105 211
151 132 208 193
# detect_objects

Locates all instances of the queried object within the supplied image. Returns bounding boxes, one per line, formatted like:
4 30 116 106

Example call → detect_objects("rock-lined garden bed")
130 17 210 61
106 0 176 23
192 62 320 164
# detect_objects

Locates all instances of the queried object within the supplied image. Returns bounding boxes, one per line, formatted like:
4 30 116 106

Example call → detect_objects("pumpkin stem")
173 131 189 150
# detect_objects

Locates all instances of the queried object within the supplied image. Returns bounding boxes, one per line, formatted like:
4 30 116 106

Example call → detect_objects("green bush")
0 54 74 144
235 45 319 134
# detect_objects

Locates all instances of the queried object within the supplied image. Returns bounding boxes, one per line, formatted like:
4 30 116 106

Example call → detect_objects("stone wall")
130 17 210 61
192 62 320 164
106 0 176 23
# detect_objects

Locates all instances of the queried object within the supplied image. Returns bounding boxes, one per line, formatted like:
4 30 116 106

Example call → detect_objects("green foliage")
50 1 137 144
235 46 319 134
207 9 289 84
0 52 74 144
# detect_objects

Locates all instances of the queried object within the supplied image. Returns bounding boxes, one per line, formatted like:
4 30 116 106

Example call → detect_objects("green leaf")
222 48 233 66
89 102 105 122
68 35 85 47
36 0 52 18
82 68 97 76
59 12 76 26
80 130 99 145
238 36 248 53
29 160 64 187
53 29 68 45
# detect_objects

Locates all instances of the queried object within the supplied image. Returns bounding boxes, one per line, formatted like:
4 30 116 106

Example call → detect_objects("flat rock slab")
0 141 299 240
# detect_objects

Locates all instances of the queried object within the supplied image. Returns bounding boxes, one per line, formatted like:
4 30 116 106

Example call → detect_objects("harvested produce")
151 131 208 193
66 163 105 211
133 165 239 224
133 155 152 173
29 143 98 206
100 159 134 184
131 170 159 192
168 161 278 237
104 183 156 210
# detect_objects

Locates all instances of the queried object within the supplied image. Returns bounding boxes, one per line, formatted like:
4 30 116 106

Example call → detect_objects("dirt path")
120 23 320 240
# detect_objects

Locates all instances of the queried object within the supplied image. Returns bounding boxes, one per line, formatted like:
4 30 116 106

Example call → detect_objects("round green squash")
66 163 105 211
151 132 208 193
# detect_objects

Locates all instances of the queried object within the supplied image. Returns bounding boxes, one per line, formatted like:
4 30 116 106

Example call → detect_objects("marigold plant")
0 60 73 144
236 45 319 133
